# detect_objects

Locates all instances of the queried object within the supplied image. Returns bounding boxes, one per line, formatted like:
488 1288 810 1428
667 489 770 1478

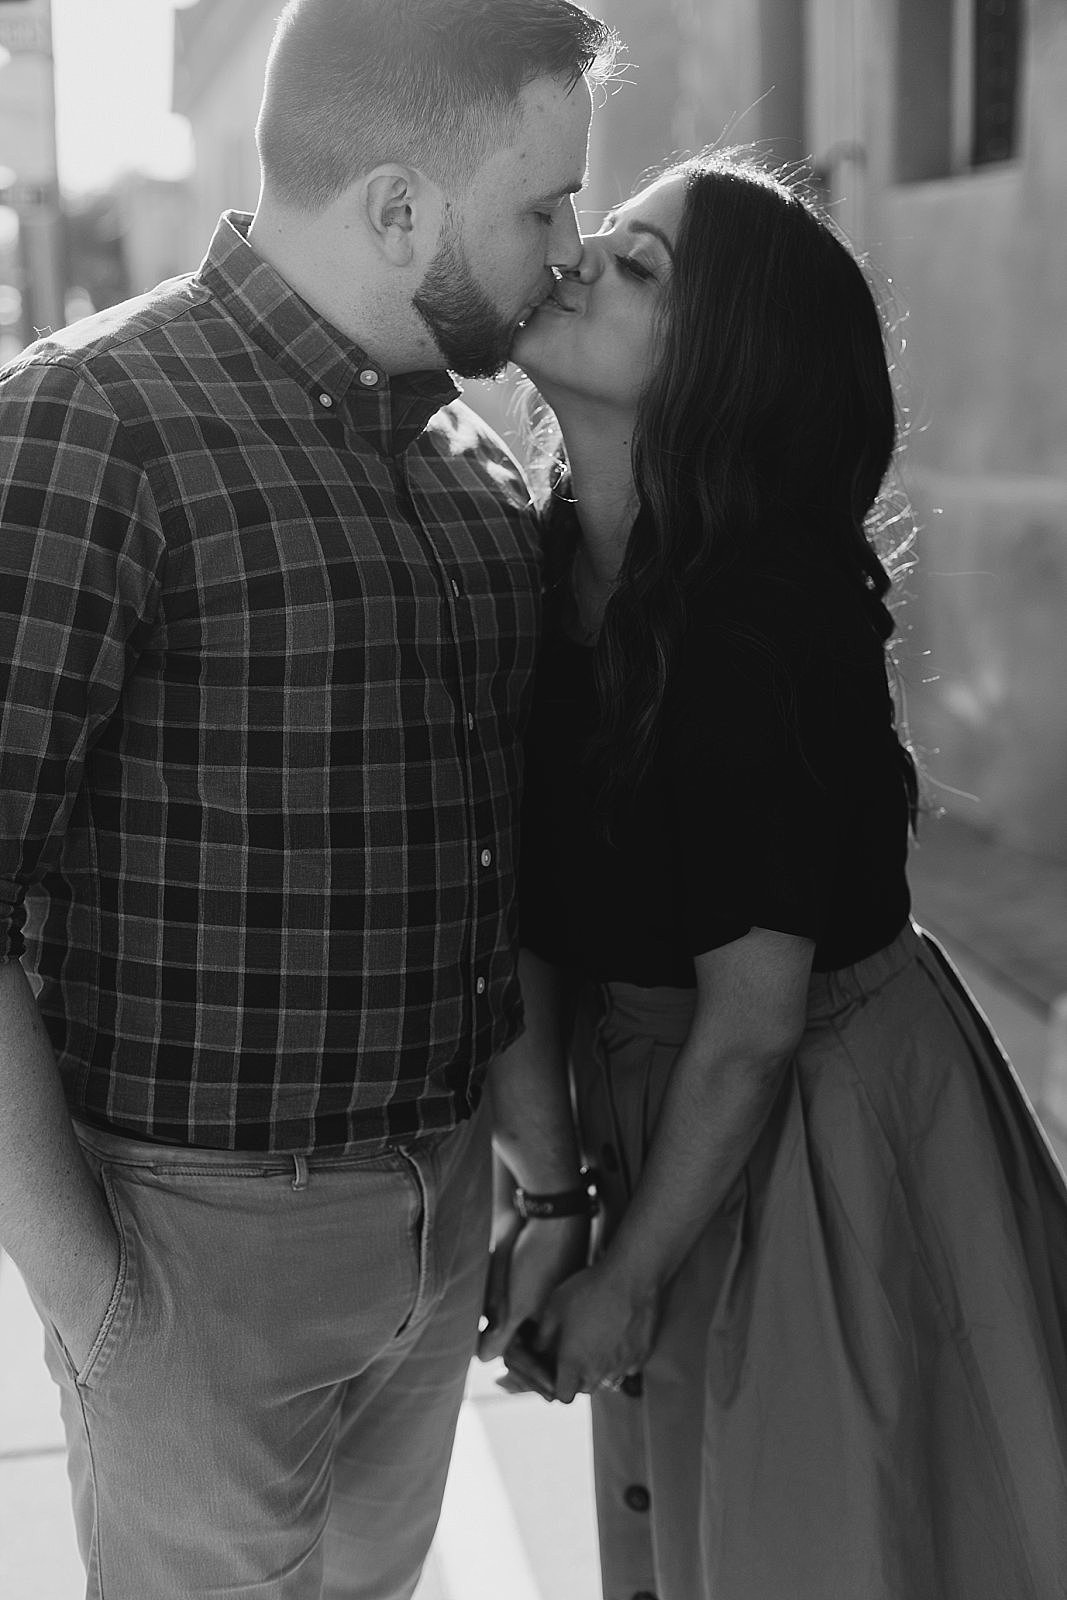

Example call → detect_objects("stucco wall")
875 0 1067 857
587 0 805 211
181 10 276 253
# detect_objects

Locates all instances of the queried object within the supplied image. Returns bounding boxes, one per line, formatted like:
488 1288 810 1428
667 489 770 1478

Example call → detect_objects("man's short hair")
256 0 619 213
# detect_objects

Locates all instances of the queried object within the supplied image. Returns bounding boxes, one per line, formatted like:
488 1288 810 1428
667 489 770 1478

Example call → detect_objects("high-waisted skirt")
573 922 1067 1600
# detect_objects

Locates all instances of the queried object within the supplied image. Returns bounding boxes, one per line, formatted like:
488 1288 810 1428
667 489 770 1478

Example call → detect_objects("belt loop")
291 1153 309 1191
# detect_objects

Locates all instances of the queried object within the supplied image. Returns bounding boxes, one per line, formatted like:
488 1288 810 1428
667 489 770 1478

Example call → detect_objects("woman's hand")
528 1258 660 1404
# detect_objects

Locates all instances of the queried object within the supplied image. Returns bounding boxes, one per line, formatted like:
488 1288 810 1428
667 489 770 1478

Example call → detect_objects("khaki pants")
35 1106 491 1600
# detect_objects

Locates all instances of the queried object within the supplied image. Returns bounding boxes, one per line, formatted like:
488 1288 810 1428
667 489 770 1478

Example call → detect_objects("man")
0 1 616 1594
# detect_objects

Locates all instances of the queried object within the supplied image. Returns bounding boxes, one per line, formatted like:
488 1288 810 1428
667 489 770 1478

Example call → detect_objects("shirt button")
480 848 493 868
317 392 334 408
475 976 487 996
624 1484 650 1513
450 578 461 599
358 367 380 387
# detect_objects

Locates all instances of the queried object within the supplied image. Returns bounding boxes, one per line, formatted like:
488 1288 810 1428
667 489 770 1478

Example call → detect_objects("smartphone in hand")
499 1318 557 1401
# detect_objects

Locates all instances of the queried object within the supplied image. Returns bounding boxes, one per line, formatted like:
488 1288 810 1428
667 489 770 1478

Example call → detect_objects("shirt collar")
196 211 460 455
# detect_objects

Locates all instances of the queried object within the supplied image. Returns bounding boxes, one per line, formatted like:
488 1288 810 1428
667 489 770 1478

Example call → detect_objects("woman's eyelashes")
589 214 662 283
615 253 656 282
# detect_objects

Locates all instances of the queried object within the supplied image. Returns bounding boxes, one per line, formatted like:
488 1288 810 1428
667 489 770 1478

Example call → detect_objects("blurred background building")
1 0 1065 868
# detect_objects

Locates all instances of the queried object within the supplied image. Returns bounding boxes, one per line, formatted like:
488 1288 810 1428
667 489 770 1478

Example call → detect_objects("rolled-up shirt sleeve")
0 359 165 961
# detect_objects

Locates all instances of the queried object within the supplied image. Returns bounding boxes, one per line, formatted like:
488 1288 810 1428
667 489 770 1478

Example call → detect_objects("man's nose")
547 196 584 272
561 237 604 282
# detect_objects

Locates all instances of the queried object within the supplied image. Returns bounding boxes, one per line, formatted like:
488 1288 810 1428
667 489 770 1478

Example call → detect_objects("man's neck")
246 204 445 376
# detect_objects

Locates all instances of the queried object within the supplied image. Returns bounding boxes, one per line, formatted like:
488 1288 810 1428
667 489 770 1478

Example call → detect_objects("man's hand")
478 1212 590 1365
0 961 124 1378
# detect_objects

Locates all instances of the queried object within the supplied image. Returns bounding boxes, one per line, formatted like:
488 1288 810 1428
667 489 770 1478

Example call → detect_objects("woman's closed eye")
614 253 656 283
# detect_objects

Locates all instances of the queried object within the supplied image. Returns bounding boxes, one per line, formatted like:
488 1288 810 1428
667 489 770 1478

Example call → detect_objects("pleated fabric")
575 923 1067 1600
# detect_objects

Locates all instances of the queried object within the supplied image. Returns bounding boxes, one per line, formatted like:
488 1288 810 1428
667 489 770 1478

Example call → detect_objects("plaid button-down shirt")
0 213 540 1153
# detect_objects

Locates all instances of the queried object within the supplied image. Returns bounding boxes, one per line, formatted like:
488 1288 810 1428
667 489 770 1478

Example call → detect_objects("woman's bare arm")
535 926 813 1400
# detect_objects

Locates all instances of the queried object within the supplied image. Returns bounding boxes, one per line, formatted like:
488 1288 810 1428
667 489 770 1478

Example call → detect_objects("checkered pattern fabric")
0 213 540 1153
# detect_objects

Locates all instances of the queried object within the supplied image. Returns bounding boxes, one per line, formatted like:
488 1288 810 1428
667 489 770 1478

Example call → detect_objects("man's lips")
522 289 581 321
514 286 582 337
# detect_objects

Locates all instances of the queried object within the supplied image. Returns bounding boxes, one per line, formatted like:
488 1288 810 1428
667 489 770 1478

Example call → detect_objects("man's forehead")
509 78 592 191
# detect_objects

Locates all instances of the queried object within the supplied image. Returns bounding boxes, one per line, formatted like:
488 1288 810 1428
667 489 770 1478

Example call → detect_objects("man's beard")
413 217 518 379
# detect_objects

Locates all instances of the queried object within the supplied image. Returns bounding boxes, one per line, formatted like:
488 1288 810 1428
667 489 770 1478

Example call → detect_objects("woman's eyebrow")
625 221 675 261
596 211 674 261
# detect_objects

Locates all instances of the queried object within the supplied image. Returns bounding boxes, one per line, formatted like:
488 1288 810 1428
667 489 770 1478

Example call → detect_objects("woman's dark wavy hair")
585 147 918 828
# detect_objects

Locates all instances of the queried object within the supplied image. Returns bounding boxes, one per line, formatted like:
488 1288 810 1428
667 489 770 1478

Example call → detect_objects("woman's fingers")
477 1246 512 1360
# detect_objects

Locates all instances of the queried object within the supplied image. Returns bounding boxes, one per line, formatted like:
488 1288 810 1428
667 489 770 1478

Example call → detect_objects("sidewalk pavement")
3 811 1065 1600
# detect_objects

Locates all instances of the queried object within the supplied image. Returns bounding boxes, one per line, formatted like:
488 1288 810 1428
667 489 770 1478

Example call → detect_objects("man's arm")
0 960 119 1368
479 948 591 1364
0 358 165 1364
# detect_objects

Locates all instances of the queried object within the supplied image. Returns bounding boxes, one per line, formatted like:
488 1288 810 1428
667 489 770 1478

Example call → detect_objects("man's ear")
362 165 442 267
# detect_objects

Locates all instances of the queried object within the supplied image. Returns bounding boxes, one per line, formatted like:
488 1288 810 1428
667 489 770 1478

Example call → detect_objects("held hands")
512 1258 660 1404
478 1209 591 1366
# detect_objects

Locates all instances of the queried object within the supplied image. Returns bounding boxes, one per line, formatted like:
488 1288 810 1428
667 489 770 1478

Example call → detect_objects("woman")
483 150 1067 1600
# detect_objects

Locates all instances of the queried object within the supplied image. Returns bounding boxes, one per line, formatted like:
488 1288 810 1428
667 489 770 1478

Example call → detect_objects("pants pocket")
66 1165 133 1389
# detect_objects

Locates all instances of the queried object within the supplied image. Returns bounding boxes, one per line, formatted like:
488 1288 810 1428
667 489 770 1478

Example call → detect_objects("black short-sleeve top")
520 557 913 986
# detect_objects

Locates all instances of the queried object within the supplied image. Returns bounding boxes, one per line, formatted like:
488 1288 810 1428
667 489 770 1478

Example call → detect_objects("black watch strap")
513 1168 598 1221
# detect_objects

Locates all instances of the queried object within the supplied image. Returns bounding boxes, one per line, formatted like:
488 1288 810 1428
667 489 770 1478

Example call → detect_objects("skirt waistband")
595 920 924 1041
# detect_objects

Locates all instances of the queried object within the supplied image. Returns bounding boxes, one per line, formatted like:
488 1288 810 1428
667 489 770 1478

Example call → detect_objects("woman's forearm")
599 929 812 1296
603 1035 789 1294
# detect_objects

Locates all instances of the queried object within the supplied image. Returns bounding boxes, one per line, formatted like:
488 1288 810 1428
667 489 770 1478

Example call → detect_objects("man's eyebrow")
532 179 586 204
